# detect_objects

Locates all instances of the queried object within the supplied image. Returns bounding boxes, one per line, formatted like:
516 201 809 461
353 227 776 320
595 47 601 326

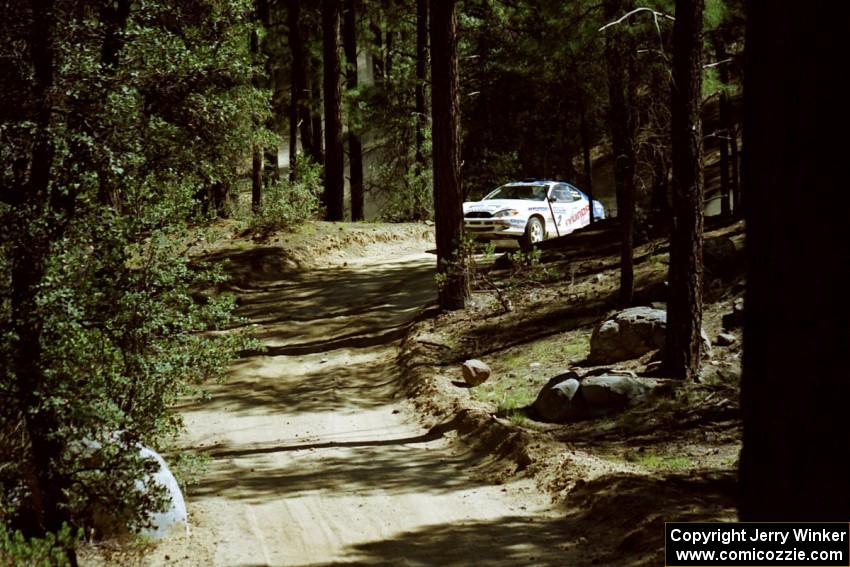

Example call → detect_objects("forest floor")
80 217 743 566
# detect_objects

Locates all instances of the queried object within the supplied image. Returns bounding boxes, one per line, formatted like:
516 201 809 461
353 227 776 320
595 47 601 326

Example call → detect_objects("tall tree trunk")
343 0 364 221
430 0 468 311
322 0 344 220
384 0 394 78
252 145 263 213
251 24 263 213
717 112 731 218
414 0 428 219
664 0 705 380
714 38 732 218
739 0 850 521
289 80 298 182
603 0 636 307
651 149 671 223
287 0 314 164
730 121 741 217
578 91 595 223
13 4 77 562
310 49 325 165
370 20 384 80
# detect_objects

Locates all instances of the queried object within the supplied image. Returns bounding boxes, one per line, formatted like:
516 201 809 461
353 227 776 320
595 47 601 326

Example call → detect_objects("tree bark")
310 49 325 166
664 0 705 380
322 0 344 220
603 0 636 307
252 145 263 213
413 0 428 220
12 4 77 562
714 38 732 218
430 0 468 311
739 0 850 521
730 120 741 217
370 19 384 80
343 0 364 221
287 0 314 165
289 80 299 182
384 0 394 78
578 91 595 223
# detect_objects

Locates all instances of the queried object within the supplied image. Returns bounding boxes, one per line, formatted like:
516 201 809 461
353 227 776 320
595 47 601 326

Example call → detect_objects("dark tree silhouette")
713 36 732 218
578 90 595 223
287 0 315 167
739 0 850 520
252 146 263 212
430 0 468 310
603 0 637 307
343 0 364 220
664 0 705 380
414 0 428 219
322 0 344 220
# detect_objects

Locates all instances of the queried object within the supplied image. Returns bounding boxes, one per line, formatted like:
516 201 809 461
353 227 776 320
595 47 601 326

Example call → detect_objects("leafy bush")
0 523 79 567
249 159 322 236
0 0 266 549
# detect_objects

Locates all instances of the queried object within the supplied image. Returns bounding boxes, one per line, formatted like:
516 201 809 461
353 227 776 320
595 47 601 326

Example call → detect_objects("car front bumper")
463 218 526 239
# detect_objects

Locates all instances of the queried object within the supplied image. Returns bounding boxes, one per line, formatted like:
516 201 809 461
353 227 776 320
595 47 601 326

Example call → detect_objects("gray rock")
701 329 713 358
715 332 737 346
461 359 491 386
532 372 586 422
581 375 651 409
589 307 668 363
590 307 712 363
703 236 744 280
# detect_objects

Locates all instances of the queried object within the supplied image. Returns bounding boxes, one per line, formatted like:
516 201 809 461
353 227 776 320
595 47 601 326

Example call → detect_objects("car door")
564 185 591 230
547 183 579 235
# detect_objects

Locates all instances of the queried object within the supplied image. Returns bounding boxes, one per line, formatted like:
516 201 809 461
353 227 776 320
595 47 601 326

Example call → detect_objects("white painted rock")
138 446 189 539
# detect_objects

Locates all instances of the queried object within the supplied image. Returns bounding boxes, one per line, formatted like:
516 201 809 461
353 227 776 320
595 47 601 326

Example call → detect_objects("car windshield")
483 184 548 201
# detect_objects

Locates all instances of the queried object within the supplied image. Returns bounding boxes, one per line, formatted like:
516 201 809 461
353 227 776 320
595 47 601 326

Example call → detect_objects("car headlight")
493 209 519 217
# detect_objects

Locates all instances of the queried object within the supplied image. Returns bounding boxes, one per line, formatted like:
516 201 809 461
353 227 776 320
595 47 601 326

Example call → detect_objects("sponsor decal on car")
566 204 589 225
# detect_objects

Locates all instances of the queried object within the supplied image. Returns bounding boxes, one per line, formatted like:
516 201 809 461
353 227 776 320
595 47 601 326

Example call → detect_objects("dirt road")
146 230 566 566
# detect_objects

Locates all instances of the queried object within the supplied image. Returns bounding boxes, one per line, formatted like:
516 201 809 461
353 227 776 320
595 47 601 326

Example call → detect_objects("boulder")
461 359 491 386
589 307 712 363
532 372 586 422
581 375 651 410
589 307 668 363
138 446 189 539
715 332 737 346
722 297 745 329
703 236 744 280
77 437 188 539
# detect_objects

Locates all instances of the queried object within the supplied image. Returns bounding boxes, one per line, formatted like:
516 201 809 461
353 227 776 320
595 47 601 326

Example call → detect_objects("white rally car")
463 180 606 248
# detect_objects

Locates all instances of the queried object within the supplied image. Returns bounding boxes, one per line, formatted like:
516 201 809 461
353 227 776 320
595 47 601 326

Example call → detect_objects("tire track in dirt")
144 240 567 566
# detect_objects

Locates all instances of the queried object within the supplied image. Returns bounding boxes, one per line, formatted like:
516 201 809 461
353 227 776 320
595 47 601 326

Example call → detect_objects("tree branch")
598 7 675 33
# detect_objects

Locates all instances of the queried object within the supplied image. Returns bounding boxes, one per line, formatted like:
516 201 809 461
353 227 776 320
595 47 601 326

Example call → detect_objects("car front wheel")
520 217 545 250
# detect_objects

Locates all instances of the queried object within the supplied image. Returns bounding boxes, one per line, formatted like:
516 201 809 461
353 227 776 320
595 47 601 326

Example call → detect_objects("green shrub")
0 524 79 567
250 160 322 236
